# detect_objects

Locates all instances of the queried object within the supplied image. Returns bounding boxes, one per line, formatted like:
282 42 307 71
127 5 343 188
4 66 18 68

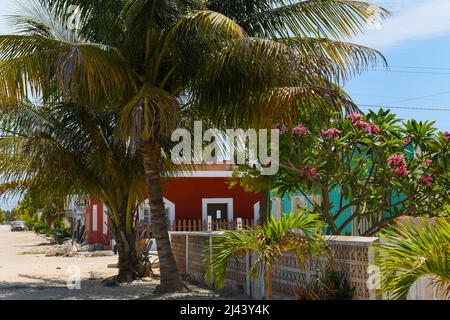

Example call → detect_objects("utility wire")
368 70 450 76
358 104 450 112
379 90 450 105
375 64 450 71
352 93 450 104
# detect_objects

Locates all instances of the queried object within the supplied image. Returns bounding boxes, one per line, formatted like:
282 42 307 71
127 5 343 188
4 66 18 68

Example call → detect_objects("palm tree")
0 0 389 290
205 211 326 299
376 217 450 300
0 101 147 282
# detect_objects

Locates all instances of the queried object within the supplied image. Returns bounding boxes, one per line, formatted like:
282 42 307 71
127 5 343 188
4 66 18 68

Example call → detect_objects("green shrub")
33 220 53 237
296 265 355 300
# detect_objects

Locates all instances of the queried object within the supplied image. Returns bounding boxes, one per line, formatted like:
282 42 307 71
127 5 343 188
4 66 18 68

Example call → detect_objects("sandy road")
0 225 244 300
0 225 156 300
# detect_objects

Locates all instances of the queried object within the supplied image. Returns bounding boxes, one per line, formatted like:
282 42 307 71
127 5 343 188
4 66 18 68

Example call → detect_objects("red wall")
85 177 260 245
164 177 260 220
86 198 111 246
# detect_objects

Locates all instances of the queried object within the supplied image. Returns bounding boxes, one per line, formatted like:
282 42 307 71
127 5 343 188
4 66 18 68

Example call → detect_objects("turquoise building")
269 145 414 236
269 189 354 235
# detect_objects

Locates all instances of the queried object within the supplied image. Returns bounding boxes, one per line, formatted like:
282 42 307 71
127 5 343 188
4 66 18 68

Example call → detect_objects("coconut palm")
205 211 326 299
0 101 148 282
0 0 389 290
376 217 450 300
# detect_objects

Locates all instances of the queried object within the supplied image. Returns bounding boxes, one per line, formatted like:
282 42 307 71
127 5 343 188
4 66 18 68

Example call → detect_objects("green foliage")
0 0 391 286
32 219 54 237
273 109 448 235
0 102 146 231
296 264 355 300
0 0 389 130
204 211 326 294
376 218 450 300
0 209 7 224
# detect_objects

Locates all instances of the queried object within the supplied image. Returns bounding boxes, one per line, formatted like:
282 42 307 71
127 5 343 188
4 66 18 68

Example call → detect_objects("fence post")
207 216 212 232
369 238 382 300
185 234 189 274
237 218 243 231
246 250 250 297
209 233 213 285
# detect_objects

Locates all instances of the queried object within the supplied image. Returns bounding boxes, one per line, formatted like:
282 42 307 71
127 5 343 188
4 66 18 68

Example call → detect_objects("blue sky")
0 0 449 210
346 0 450 131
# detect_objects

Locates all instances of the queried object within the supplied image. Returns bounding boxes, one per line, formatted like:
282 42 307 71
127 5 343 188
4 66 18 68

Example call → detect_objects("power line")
352 93 450 104
375 64 450 71
368 70 450 76
380 90 450 105
358 104 450 112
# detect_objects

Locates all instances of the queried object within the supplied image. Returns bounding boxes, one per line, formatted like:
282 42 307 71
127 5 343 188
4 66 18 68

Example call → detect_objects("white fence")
170 232 449 300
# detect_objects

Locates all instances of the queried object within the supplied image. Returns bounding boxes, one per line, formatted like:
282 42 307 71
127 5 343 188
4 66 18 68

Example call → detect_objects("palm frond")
167 10 245 44
279 37 388 82
0 34 137 106
236 0 390 39
118 83 180 145
0 100 145 224
204 211 325 289
376 218 450 300
8 0 86 43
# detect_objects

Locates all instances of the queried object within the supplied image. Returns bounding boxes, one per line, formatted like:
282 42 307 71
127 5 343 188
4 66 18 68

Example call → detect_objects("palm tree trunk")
115 224 139 283
142 141 183 291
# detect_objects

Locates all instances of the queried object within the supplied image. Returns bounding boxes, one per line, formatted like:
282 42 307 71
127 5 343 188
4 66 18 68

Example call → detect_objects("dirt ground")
0 225 238 300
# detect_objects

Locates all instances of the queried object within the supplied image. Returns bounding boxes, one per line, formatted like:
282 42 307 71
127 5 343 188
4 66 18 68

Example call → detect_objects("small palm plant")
205 211 326 299
376 217 450 300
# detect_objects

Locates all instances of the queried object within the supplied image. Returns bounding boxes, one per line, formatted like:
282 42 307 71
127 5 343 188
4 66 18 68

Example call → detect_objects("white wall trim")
202 198 234 221
164 198 176 223
92 205 98 232
139 198 176 223
254 202 260 224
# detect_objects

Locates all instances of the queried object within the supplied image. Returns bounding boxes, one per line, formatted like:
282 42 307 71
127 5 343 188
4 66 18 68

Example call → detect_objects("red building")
84 166 261 248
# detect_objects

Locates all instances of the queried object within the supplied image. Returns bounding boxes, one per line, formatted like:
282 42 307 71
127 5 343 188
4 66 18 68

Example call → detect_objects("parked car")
11 221 26 232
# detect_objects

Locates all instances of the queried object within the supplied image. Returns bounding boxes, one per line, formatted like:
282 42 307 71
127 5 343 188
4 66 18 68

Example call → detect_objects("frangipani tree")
0 0 389 290
234 109 450 235
205 212 325 300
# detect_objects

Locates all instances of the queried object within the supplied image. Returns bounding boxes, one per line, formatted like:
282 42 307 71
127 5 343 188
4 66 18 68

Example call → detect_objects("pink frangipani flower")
444 131 450 141
369 124 380 135
298 166 318 180
394 165 408 177
322 128 341 139
418 175 433 186
347 113 363 123
388 154 409 177
387 154 406 167
292 124 308 136
354 120 370 131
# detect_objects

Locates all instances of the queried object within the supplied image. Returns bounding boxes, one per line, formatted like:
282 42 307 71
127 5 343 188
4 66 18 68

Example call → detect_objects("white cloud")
354 0 450 49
